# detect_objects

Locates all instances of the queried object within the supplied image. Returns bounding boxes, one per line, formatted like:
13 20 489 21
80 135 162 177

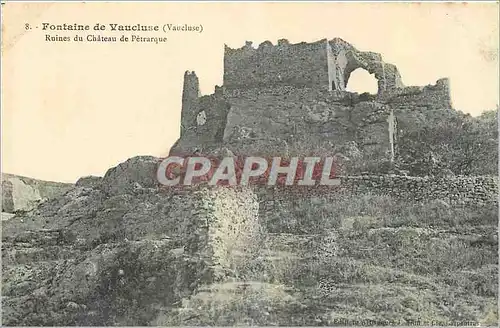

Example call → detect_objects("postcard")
1 2 498 326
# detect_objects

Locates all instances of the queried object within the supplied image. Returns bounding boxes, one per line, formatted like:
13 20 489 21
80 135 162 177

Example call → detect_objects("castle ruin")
172 38 452 173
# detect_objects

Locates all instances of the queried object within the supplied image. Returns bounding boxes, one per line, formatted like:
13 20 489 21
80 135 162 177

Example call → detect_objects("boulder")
101 156 161 195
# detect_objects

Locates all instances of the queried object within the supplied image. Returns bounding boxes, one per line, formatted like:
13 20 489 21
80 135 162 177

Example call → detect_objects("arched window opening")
345 68 378 94
196 110 207 126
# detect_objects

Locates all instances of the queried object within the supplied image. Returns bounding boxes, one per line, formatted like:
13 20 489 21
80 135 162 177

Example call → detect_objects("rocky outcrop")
1 173 73 214
100 156 161 195
75 176 102 189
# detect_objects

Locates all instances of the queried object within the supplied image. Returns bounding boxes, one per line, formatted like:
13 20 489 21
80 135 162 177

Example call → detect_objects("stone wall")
380 78 452 111
223 39 329 90
102 157 261 286
222 86 394 158
190 93 231 144
223 86 352 154
223 38 404 94
256 175 498 216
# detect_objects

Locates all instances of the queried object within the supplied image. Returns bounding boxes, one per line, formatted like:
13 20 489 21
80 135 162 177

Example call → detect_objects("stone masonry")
173 38 452 170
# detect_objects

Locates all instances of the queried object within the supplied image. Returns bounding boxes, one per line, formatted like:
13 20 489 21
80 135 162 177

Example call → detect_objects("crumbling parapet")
223 39 329 90
277 38 290 46
378 78 452 110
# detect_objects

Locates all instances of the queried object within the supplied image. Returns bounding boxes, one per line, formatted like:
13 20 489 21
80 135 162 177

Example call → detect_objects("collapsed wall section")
380 78 452 111
222 38 405 94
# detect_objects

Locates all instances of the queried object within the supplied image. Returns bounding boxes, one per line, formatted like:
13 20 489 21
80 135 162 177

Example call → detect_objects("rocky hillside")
396 108 498 176
2 156 498 326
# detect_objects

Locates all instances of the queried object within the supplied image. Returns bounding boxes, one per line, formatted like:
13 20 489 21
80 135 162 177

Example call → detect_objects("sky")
2 2 499 182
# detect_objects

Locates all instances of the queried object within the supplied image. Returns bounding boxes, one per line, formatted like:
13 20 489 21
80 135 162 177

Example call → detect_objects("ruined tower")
180 71 200 137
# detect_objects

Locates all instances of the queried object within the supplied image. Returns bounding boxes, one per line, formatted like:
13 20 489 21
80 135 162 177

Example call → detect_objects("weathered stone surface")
101 156 161 195
223 39 329 91
75 176 102 189
256 175 498 216
1 212 15 221
1 173 73 213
